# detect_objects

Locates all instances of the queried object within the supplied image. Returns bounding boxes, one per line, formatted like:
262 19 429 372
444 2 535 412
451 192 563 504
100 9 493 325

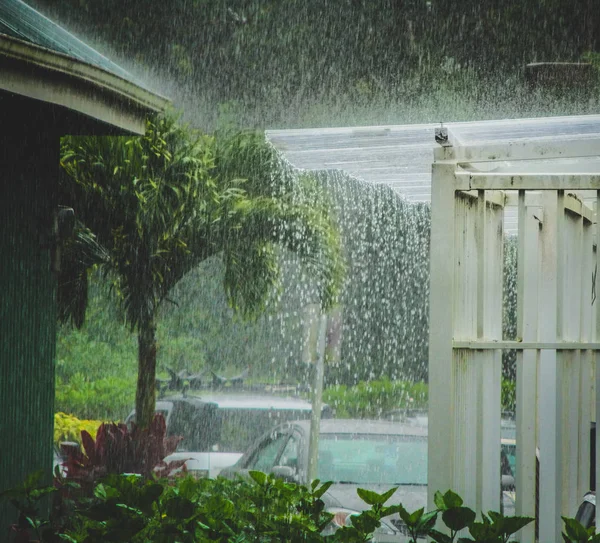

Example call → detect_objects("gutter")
0 33 169 134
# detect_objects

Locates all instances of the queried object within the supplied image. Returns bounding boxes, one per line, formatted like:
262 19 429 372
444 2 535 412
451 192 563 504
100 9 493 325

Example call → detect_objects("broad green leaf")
442 489 464 509
417 510 439 534
442 506 476 532
501 515 534 536
164 496 195 519
378 486 398 504
434 490 446 510
356 487 384 506
248 470 267 486
395 503 412 526
312 480 333 499
563 516 590 542
409 507 425 525
430 528 453 543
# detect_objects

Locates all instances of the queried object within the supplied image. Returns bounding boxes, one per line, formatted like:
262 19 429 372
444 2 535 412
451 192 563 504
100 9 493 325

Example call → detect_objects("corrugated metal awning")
0 0 134 83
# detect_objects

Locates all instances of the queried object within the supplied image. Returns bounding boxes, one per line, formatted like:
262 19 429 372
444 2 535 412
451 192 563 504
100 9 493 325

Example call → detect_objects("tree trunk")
136 319 157 429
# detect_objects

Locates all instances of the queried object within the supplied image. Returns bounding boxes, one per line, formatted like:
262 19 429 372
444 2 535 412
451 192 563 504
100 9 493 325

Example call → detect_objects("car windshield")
317 433 427 485
217 408 312 452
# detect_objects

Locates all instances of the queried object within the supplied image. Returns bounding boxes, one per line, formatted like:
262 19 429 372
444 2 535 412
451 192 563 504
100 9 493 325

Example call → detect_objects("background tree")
31 0 600 128
59 115 344 427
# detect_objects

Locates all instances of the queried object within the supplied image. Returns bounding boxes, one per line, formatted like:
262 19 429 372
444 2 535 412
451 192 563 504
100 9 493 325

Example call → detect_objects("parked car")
382 410 517 515
125 392 332 478
222 419 427 542
222 417 518 541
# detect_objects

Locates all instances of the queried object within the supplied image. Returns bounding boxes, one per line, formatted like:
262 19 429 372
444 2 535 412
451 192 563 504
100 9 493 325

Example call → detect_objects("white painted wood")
515 194 540 542
426 122 600 543
451 191 503 516
578 217 593 502
428 162 457 514
452 341 600 350
479 196 503 514
268 115 600 236
596 192 600 534
537 191 562 543
477 191 486 340
442 135 600 163
451 193 479 510
559 207 582 517
455 171 600 192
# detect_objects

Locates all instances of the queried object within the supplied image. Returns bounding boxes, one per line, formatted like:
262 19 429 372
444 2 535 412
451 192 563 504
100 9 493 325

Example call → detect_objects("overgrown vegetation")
323 379 428 418
54 413 103 446
2 470 535 543
31 0 600 128
59 115 344 427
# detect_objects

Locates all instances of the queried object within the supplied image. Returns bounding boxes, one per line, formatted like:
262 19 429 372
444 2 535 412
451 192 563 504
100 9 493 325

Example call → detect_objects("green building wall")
0 127 59 532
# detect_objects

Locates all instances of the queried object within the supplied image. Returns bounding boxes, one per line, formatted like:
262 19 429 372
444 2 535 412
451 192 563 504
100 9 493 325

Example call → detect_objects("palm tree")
59 115 344 428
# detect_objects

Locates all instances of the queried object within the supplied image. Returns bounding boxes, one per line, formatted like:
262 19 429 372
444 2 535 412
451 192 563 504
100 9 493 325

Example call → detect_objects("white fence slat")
537 191 562 543
427 162 457 514
596 192 600 535
515 194 540 543
452 193 480 510
578 218 593 501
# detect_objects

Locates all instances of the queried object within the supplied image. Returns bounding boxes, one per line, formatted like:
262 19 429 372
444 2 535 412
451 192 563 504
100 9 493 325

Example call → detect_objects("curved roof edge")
0 34 169 134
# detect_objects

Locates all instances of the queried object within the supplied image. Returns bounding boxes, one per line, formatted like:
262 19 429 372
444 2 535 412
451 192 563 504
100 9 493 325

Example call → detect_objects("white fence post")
515 193 540 542
537 191 562 543
428 161 456 513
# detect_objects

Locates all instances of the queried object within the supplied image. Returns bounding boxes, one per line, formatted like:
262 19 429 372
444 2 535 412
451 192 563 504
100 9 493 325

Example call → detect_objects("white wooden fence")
428 125 600 542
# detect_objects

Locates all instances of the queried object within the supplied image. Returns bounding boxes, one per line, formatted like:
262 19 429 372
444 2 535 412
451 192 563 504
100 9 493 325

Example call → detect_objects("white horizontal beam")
453 341 600 350
438 135 600 162
457 190 506 208
503 192 594 222
455 172 600 191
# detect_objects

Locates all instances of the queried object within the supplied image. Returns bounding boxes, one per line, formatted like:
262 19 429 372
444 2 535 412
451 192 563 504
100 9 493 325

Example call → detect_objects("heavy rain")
1 0 599 541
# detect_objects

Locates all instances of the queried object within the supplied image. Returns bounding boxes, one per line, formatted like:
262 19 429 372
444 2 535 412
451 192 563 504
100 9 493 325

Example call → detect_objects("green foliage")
56 474 396 543
31 0 600 128
60 117 343 329
55 374 135 421
1 474 540 543
501 380 516 414
62 414 183 482
60 114 222 332
59 114 344 426
54 412 104 445
562 516 600 543
427 490 533 543
323 379 428 418
0 471 59 543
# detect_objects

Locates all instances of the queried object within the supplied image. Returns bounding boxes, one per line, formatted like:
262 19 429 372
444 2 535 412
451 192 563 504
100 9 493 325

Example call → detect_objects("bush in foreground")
2 469 537 543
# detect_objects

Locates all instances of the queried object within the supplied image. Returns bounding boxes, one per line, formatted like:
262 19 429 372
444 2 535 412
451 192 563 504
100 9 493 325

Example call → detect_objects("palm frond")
57 222 110 328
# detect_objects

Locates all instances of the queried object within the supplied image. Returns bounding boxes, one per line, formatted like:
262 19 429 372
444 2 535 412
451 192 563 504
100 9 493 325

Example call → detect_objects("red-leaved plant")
61 413 185 486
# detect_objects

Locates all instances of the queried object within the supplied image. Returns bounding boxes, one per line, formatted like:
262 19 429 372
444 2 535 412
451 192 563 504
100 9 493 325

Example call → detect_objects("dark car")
221 419 427 542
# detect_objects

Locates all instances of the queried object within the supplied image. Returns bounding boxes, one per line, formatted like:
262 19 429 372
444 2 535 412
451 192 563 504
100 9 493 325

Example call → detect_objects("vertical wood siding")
0 130 58 532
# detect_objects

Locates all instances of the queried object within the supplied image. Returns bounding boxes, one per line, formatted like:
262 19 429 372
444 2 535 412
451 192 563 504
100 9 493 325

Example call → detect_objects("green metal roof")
0 0 135 83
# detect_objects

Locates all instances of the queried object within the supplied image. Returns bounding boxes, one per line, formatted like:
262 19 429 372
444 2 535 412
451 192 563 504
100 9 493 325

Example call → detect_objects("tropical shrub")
55 374 135 421
61 413 183 485
54 412 103 446
323 379 428 418
323 379 516 418
1 472 537 543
